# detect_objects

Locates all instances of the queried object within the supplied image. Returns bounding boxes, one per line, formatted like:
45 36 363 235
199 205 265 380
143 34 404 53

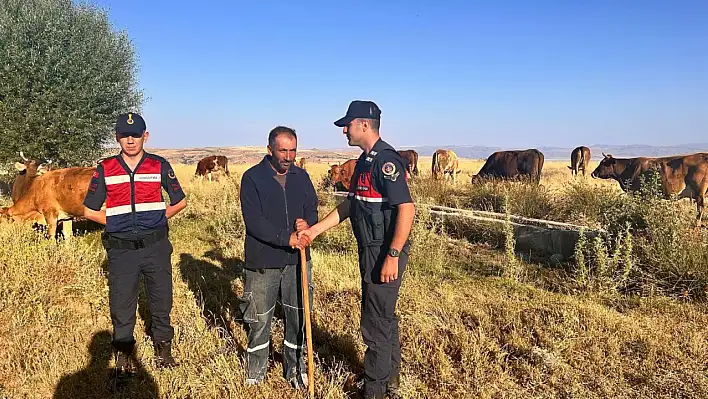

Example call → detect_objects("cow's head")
329 164 343 186
590 153 616 179
15 152 52 177
12 153 54 202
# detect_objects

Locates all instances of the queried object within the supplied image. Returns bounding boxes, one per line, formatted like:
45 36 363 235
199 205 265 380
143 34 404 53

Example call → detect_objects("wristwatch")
387 248 400 257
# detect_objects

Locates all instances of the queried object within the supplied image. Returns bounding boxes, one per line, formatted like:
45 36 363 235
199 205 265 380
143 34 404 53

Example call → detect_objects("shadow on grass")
178 251 245 353
179 247 367 389
53 330 159 399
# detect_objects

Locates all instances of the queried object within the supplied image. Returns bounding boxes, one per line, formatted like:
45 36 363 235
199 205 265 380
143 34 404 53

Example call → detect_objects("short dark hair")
268 126 297 148
360 118 380 132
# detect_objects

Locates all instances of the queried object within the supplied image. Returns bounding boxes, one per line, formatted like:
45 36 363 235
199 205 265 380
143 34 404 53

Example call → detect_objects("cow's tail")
536 151 545 183
431 151 438 177
568 150 577 171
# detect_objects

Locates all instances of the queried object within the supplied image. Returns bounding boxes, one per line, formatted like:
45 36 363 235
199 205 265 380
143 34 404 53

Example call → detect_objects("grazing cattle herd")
3 145 708 239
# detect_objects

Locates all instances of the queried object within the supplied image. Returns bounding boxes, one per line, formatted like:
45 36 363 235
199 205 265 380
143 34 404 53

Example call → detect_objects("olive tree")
0 0 143 167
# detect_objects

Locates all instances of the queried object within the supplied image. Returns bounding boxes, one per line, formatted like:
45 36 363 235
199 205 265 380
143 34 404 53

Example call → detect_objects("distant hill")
149 146 359 165
147 143 708 165
392 143 708 160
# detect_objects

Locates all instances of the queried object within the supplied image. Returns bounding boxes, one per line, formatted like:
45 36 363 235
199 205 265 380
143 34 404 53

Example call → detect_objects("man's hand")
295 218 309 232
289 231 312 250
380 255 399 283
166 198 187 219
297 227 319 245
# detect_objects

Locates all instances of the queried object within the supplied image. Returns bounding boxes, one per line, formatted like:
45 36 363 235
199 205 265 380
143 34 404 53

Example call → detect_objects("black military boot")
111 340 136 391
347 372 385 399
153 340 177 368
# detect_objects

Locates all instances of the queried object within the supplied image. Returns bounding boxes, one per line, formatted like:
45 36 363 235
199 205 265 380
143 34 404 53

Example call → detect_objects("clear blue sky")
93 0 707 150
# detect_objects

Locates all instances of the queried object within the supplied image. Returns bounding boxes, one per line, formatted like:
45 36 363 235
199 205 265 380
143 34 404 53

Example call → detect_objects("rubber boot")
154 340 177 369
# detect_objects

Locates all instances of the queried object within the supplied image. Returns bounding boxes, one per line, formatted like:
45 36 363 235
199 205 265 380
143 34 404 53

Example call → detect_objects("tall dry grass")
1 159 708 398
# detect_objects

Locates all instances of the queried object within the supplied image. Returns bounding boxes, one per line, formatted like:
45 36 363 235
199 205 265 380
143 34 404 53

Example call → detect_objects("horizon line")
146 142 708 151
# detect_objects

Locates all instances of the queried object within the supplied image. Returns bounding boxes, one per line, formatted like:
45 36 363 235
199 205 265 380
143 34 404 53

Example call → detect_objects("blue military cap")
115 112 146 135
334 100 381 127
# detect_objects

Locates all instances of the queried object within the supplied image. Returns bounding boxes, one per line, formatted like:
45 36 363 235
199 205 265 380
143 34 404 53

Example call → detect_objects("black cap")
115 112 146 134
334 100 381 127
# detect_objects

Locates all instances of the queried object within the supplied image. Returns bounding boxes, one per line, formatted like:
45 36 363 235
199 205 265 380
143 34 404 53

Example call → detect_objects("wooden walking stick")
300 247 315 398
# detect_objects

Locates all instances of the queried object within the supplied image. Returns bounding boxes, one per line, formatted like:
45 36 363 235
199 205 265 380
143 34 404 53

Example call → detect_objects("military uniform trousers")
106 236 175 345
359 242 410 397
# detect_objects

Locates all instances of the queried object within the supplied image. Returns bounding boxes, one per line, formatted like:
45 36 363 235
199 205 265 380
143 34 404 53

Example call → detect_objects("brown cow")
295 157 307 169
590 153 664 192
431 149 461 182
568 146 591 177
195 155 230 181
12 152 53 202
329 159 357 191
471 149 545 184
397 150 419 177
591 152 708 226
1 167 96 239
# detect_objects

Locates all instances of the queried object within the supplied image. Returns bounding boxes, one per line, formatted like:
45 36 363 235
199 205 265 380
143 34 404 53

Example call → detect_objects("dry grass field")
1 154 708 399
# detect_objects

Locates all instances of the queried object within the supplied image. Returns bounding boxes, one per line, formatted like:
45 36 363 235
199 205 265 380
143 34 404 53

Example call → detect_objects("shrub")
554 180 622 227
0 0 143 166
573 223 634 293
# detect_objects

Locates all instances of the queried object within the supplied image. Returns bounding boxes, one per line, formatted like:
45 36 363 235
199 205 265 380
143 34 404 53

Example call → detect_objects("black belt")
102 227 168 250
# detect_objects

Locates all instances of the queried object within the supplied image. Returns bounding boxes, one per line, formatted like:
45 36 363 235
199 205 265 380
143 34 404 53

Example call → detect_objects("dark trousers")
106 237 175 345
358 244 409 396
239 261 314 383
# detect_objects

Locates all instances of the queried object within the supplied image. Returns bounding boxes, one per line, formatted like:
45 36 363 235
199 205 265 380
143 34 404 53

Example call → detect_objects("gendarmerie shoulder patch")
382 162 400 182
382 162 396 176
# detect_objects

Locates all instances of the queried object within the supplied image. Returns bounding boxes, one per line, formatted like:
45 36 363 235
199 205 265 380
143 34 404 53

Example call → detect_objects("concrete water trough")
424 204 605 260
330 191 604 260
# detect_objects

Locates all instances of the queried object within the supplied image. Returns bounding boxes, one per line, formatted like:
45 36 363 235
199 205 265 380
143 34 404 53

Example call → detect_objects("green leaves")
0 0 144 167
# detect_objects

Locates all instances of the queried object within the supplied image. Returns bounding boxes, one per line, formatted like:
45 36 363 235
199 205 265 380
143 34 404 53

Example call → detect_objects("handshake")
289 218 316 250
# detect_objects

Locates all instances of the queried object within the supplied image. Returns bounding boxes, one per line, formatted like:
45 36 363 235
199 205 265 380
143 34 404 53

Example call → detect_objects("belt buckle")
134 239 145 249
